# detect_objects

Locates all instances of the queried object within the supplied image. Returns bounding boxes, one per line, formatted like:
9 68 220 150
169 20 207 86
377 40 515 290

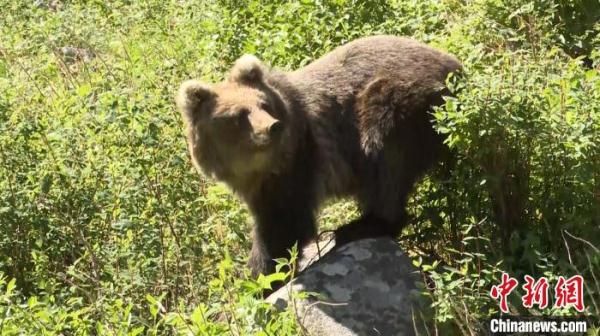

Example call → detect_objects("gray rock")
34 0 61 11
267 238 431 336
59 46 95 64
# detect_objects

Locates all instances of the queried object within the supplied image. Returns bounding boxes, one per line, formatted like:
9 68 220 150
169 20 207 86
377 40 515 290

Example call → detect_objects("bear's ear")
229 54 264 84
176 80 215 123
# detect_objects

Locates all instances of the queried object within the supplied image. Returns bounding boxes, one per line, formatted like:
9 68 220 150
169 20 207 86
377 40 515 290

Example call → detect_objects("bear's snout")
268 121 284 137
251 122 283 147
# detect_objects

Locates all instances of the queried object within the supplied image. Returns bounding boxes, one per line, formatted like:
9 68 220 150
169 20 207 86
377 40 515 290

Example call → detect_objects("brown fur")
176 36 461 278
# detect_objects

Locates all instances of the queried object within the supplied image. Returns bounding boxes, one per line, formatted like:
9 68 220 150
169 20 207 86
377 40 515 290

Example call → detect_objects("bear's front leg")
246 197 317 293
247 220 315 296
247 226 276 278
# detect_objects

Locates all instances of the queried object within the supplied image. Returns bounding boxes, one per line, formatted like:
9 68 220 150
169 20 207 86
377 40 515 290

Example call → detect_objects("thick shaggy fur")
177 36 461 278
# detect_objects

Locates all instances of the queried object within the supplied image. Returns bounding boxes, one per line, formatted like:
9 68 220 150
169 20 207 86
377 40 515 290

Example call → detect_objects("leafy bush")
0 0 597 334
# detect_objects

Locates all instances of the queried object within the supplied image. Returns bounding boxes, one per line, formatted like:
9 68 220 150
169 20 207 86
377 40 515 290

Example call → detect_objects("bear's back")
288 35 461 101
278 36 461 199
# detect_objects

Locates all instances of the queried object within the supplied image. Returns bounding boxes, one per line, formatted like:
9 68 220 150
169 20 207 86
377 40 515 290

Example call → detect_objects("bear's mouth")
250 134 278 150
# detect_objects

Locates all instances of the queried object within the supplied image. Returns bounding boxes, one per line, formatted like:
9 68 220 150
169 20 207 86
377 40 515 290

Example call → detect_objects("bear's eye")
260 102 272 114
235 107 249 119
213 107 248 120
230 107 249 126
238 107 250 116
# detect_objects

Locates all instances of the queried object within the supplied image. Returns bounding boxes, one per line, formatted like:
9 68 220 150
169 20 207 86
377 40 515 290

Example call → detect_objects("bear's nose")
268 121 284 137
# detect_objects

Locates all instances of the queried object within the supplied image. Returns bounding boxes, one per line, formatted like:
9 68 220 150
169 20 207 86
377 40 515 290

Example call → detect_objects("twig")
563 230 599 253
561 230 573 265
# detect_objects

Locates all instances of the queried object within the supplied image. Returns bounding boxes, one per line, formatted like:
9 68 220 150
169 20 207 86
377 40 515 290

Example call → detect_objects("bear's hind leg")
334 210 407 246
334 138 421 247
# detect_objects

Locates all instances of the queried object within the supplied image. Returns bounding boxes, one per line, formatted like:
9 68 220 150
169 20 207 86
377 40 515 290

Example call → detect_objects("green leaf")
5 278 16 297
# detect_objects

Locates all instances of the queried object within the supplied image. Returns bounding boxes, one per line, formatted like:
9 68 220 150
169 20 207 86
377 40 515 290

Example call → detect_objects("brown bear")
176 35 461 278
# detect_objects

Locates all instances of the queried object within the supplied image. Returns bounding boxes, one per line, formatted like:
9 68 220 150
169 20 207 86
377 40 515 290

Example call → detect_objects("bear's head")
176 55 293 191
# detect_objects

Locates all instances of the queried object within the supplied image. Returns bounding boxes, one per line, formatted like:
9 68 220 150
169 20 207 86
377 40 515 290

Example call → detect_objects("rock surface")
267 238 430 336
